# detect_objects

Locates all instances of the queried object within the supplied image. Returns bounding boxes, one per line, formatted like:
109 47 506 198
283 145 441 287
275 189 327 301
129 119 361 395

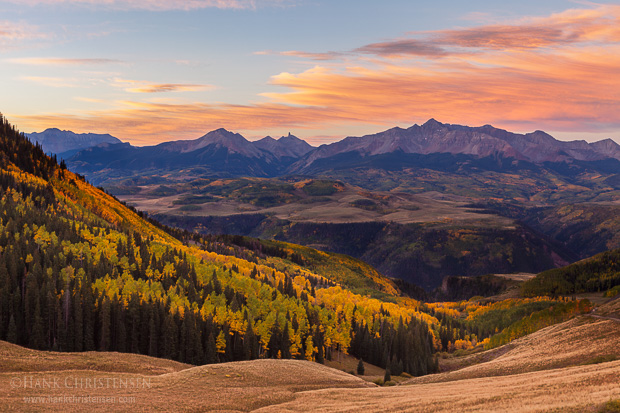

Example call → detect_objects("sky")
1 0 619 146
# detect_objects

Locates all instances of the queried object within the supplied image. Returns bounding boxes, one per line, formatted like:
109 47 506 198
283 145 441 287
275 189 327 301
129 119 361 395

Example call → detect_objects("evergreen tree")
357 359 365 375
383 368 391 383
99 296 111 351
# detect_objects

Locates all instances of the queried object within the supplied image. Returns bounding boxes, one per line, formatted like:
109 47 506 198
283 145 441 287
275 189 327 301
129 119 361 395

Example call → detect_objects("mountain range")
290 119 620 170
55 120 620 187
65 128 314 179
26 128 122 158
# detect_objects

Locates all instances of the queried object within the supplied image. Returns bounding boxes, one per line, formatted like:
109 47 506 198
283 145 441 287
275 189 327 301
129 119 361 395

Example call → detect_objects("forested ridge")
0 114 438 375
522 248 620 297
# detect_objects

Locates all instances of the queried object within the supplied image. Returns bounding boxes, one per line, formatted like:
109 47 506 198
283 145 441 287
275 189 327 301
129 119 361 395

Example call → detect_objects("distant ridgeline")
0 114 441 375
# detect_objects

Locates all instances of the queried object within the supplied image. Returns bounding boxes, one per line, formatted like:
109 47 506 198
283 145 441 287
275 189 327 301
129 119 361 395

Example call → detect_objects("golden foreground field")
0 314 618 412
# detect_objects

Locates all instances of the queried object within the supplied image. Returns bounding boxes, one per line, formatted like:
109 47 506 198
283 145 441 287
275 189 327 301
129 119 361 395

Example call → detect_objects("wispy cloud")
356 4 620 57
12 101 341 145
355 39 446 58
20 76 79 88
7 57 123 65
9 0 294 11
0 20 49 50
111 78 213 93
256 49 345 61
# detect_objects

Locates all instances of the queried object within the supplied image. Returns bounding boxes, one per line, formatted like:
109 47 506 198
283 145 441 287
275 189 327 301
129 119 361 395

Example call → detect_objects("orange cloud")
12 101 348 145
263 43 620 133
357 4 620 57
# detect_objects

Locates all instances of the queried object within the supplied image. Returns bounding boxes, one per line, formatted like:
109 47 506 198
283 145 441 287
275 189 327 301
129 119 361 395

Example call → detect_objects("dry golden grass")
0 350 373 412
2 314 618 412
256 360 620 412
0 341 190 375
596 296 620 318
411 316 620 384
322 350 407 383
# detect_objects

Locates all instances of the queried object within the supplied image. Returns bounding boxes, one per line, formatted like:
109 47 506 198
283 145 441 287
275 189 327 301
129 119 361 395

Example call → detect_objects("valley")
55 120 618 292
1 115 618 412
4 0 620 411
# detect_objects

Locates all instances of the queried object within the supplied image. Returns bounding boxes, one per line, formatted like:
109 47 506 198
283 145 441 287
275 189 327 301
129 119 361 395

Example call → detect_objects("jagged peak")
591 137 620 146
422 118 444 128
255 136 277 143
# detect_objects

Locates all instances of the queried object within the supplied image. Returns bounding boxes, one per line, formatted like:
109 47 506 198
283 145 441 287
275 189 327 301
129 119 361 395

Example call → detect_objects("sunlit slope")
0 114 436 373
0 340 190 375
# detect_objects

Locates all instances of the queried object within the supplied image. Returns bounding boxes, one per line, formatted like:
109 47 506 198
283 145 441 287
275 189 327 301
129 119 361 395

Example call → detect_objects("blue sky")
1 0 619 145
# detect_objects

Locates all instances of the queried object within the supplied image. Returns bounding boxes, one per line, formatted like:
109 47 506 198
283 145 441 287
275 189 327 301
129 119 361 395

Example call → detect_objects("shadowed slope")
0 343 373 412
255 315 620 412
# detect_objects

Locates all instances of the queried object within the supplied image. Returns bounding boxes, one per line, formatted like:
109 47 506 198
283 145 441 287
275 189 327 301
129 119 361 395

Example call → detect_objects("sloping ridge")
0 342 372 412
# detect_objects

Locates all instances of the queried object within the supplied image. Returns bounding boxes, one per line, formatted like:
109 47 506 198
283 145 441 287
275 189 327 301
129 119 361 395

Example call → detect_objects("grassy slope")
0 341 190 375
0 342 373 412
412 315 620 383
2 313 618 412
257 314 620 412
257 361 620 412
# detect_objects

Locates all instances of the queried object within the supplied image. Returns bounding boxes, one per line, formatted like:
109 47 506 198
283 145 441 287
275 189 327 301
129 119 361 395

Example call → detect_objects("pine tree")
243 318 257 360
148 305 158 358
163 313 178 360
29 299 45 350
73 290 83 351
383 367 391 383
205 332 218 364
99 296 111 351
357 359 365 375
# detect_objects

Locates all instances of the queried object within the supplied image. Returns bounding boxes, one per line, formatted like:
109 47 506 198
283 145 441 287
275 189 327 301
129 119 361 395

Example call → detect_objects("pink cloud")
7 57 122 65
9 0 294 11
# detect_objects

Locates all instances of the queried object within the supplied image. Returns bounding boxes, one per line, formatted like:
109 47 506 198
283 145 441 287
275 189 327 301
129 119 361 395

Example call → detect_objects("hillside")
112 177 574 290
2 313 617 412
0 113 438 376
0 341 373 412
256 315 620 412
522 248 620 297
